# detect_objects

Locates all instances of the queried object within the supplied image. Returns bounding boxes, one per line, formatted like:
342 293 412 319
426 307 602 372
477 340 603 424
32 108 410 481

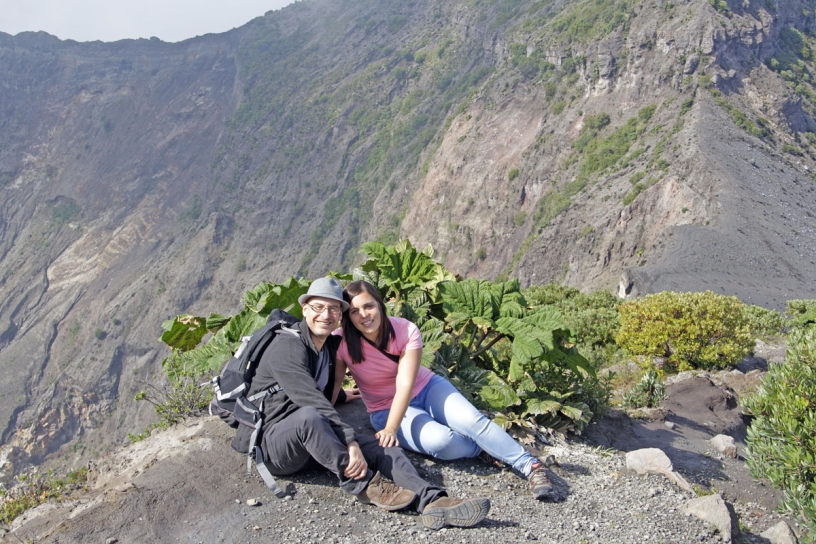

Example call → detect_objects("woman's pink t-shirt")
335 316 434 413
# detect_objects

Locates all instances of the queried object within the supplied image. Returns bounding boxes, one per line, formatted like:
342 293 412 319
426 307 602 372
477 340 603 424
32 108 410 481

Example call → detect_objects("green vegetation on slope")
548 0 633 44
744 326 816 541
0 467 88 525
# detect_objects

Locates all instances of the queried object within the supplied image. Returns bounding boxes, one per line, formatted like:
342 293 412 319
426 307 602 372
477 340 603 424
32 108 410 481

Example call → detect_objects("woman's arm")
375 347 422 448
331 356 362 405
331 357 347 405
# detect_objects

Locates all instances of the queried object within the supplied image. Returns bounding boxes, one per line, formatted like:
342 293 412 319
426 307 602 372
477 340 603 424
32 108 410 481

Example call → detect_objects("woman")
333 280 554 501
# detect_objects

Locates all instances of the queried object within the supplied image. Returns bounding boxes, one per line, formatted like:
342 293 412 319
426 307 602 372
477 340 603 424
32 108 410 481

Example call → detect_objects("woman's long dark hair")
342 280 396 365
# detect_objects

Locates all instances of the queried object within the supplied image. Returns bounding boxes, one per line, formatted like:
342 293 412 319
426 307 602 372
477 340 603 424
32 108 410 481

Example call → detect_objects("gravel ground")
222 436 789 544
5 373 801 543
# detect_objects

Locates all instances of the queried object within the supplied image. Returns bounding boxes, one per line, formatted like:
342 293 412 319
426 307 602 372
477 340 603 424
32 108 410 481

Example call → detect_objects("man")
239 277 490 529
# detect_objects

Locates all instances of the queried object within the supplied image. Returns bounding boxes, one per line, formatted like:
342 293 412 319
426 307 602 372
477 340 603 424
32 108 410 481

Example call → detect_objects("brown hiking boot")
528 462 553 500
420 497 491 530
356 471 416 511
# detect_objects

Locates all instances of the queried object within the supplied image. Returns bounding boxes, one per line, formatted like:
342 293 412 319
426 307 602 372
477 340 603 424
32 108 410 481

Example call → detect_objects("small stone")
234 499 240 504
246 498 260 506
665 421 676 430
682 494 735 542
106 539 118 544
114 482 135 493
760 521 799 544
253 526 261 531
710 435 738 459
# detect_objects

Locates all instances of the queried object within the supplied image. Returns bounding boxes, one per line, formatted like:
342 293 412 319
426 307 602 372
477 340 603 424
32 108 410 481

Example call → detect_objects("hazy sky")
0 0 297 43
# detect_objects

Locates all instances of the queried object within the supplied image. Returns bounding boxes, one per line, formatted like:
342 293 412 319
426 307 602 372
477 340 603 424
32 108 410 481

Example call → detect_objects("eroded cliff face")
399 0 816 311
0 31 247 478
0 0 815 477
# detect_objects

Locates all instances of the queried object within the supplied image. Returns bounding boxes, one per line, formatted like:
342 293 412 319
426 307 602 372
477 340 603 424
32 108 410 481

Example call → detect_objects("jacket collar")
297 319 319 354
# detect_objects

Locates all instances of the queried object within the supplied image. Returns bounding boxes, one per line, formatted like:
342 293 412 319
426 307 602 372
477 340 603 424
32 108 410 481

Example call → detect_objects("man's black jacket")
233 319 355 453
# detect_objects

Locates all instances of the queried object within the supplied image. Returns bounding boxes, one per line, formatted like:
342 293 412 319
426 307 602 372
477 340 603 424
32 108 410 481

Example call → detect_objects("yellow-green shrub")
616 291 753 370
742 304 788 338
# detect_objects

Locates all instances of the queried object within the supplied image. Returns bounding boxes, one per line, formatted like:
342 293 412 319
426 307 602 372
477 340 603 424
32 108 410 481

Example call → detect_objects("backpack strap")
253 446 285 498
248 384 283 402
243 396 286 498
362 336 401 364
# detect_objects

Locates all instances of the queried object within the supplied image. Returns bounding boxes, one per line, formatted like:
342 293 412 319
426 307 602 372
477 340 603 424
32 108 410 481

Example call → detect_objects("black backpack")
209 309 300 498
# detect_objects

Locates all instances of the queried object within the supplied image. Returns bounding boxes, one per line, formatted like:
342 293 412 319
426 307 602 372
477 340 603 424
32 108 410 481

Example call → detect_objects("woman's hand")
374 428 400 448
343 387 362 402
344 441 368 480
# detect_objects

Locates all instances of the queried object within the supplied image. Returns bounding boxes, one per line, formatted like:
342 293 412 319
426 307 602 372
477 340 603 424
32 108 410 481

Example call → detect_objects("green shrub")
0 467 88 525
508 168 520 181
709 0 731 16
742 304 788 338
711 94 769 139
638 104 657 123
679 97 694 116
551 100 566 115
179 194 202 223
524 283 580 306
525 285 620 349
623 369 666 408
788 299 816 329
743 328 816 539
549 0 633 44
782 143 803 156
52 201 81 225
559 291 621 347
133 352 211 430
788 299 816 316
616 291 753 370
584 112 611 131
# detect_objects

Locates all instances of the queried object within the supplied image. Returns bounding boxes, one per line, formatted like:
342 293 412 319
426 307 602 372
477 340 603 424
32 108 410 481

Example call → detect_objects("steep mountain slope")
0 0 814 477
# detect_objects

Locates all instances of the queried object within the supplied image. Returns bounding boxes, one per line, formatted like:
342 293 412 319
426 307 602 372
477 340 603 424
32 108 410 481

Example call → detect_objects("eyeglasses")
306 303 343 316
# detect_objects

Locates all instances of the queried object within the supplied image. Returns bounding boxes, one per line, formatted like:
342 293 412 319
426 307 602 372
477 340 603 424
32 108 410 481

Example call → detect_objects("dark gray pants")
262 406 444 512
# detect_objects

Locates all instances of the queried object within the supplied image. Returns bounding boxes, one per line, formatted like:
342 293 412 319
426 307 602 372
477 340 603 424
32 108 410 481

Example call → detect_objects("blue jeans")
370 374 538 476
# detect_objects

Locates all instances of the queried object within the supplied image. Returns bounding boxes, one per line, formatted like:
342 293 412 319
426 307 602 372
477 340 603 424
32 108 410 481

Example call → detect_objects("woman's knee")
415 427 473 460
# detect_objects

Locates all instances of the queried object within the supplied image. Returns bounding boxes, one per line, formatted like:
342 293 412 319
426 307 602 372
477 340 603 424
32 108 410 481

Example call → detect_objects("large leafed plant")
158 241 599 433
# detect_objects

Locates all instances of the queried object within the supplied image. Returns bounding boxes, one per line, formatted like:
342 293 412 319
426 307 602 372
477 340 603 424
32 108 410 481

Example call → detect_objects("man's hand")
344 441 368 480
343 387 362 402
374 428 399 448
